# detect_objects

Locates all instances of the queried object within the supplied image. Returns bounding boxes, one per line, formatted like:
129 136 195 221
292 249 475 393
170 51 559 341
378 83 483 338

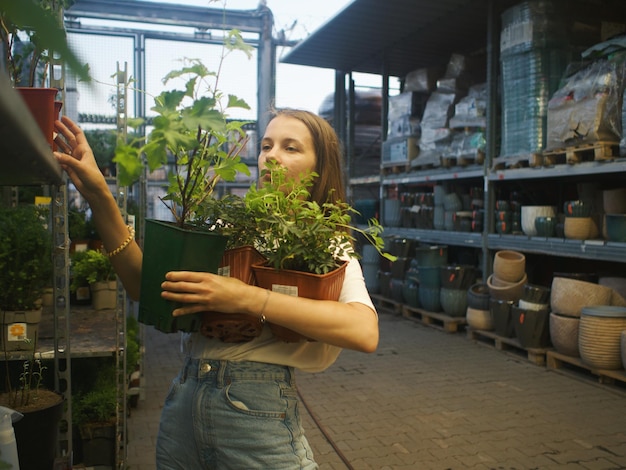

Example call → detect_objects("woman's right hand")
53 116 110 203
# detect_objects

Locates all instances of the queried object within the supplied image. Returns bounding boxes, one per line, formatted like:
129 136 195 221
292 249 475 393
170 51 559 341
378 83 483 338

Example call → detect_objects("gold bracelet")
259 290 271 324
107 225 135 259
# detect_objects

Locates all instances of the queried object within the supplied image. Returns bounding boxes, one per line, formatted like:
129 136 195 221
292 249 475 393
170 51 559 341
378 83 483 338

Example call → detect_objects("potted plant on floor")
70 249 117 310
245 162 396 341
0 342 64 469
72 361 117 467
114 35 254 333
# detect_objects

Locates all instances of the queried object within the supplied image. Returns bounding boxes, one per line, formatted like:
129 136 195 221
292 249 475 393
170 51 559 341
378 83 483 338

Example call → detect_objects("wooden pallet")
409 153 440 171
467 328 548 366
546 350 626 389
402 305 466 333
491 153 540 170
440 149 485 168
542 141 620 165
381 161 411 175
371 294 403 316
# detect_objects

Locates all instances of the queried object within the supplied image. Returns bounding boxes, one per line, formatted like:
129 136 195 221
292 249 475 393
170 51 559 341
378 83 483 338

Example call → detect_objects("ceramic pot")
419 286 441 312
605 214 626 242
490 298 516 338
512 305 551 349
439 287 467 317
493 250 525 283
549 312 580 357
550 277 613 317
466 307 493 331
578 305 626 370
466 282 490 311
487 273 527 302
521 205 556 236
621 330 626 369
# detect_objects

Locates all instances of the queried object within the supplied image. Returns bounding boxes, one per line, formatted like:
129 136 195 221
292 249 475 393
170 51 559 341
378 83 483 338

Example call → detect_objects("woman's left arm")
161 270 379 352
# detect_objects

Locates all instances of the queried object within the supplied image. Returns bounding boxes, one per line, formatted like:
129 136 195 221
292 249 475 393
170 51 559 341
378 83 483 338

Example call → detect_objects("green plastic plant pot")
139 219 228 333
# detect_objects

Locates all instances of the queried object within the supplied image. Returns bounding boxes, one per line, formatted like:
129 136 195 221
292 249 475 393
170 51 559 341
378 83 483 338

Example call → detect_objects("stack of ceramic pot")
488 250 526 338
415 244 448 312
439 265 475 317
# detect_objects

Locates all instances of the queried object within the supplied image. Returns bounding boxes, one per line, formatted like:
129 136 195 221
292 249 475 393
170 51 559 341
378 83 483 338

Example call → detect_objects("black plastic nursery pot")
512 306 551 349
139 219 228 333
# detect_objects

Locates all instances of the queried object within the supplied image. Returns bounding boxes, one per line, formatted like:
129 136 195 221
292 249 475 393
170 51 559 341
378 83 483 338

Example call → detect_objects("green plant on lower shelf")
70 249 116 292
73 363 117 426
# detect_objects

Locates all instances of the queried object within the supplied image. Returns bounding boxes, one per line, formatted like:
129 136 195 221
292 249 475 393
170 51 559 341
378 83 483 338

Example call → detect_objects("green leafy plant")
70 249 115 292
114 35 254 228
0 0 90 86
73 363 117 425
245 162 395 274
0 204 52 311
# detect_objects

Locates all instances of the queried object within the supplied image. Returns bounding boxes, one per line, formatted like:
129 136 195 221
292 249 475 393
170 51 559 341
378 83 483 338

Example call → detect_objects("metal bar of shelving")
488 159 626 181
382 227 483 248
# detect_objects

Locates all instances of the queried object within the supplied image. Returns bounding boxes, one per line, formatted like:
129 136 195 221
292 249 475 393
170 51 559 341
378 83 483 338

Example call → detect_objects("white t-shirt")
182 257 376 373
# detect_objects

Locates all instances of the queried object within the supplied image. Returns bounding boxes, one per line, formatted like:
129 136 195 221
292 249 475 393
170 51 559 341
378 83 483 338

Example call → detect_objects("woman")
54 109 378 469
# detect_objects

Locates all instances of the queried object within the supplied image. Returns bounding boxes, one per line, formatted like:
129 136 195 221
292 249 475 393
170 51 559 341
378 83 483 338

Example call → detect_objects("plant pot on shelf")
91 280 117 311
139 219 229 333
251 261 348 342
78 421 116 467
200 246 267 343
1 308 42 351
15 87 59 149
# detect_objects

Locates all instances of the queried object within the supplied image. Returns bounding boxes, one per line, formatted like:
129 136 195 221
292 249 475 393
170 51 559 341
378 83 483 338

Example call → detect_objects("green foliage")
196 193 264 250
70 249 115 291
0 205 52 310
114 52 253 228
244 162 395 274
125 315 140 372
68 206 89 240
73 363 117 425
0 0 90 86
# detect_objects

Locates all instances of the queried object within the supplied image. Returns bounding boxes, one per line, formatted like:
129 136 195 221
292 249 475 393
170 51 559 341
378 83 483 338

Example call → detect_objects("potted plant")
245 162 395 341
0 343 64 469
1 0 90 149
114 35 254 333
70 249 117 310
72 361 117 467
0 204 52 350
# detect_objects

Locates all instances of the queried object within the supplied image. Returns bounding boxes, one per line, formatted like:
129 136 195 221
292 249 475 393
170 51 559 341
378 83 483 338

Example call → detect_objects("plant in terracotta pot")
244 162 395 341
70 249 117 310
113 39 254 333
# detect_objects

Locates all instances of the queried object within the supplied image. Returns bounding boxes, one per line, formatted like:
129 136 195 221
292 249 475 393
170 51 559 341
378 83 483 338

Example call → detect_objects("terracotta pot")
252 261 348 342
16 87 58 149
564 216 597 240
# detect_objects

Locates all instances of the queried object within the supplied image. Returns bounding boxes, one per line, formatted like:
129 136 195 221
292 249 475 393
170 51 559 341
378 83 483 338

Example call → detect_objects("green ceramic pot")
139 219 228 333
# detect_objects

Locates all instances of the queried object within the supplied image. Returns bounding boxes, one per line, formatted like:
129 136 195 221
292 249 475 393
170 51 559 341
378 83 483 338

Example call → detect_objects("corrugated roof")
281 0 626 78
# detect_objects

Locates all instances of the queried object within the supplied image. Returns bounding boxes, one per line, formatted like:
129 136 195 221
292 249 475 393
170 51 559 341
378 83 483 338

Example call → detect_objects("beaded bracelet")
107 225 135 259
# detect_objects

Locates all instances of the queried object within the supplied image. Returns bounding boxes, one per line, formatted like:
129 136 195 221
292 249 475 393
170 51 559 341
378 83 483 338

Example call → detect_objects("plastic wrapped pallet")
499 0 569 158
546 52 626 150
449 83 487 129
404 66 445 92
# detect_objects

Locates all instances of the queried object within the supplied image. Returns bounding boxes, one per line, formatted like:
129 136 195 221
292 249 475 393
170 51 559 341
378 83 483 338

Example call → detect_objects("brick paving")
125 311 626 470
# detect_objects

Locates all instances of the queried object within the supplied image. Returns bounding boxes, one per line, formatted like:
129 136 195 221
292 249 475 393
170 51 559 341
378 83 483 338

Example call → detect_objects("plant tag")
218 265 231 277
7 323 27 342
272 284 298 297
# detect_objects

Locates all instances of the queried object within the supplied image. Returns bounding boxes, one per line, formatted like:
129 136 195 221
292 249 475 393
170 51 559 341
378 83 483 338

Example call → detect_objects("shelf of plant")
14 306 118 361
0 75 64 186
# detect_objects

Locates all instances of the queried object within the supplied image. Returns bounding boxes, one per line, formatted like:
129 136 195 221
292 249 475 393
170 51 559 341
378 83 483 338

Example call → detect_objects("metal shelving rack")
0 74 73 464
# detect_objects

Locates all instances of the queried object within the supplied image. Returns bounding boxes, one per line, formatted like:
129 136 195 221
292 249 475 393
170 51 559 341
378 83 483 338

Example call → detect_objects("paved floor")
125 310 626 470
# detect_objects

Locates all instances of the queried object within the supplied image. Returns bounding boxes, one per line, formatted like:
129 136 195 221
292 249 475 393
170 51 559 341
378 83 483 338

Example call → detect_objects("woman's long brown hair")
269 108 346 206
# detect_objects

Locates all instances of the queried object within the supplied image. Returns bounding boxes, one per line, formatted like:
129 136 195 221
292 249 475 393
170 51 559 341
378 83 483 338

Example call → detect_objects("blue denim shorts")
155 357 318 469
